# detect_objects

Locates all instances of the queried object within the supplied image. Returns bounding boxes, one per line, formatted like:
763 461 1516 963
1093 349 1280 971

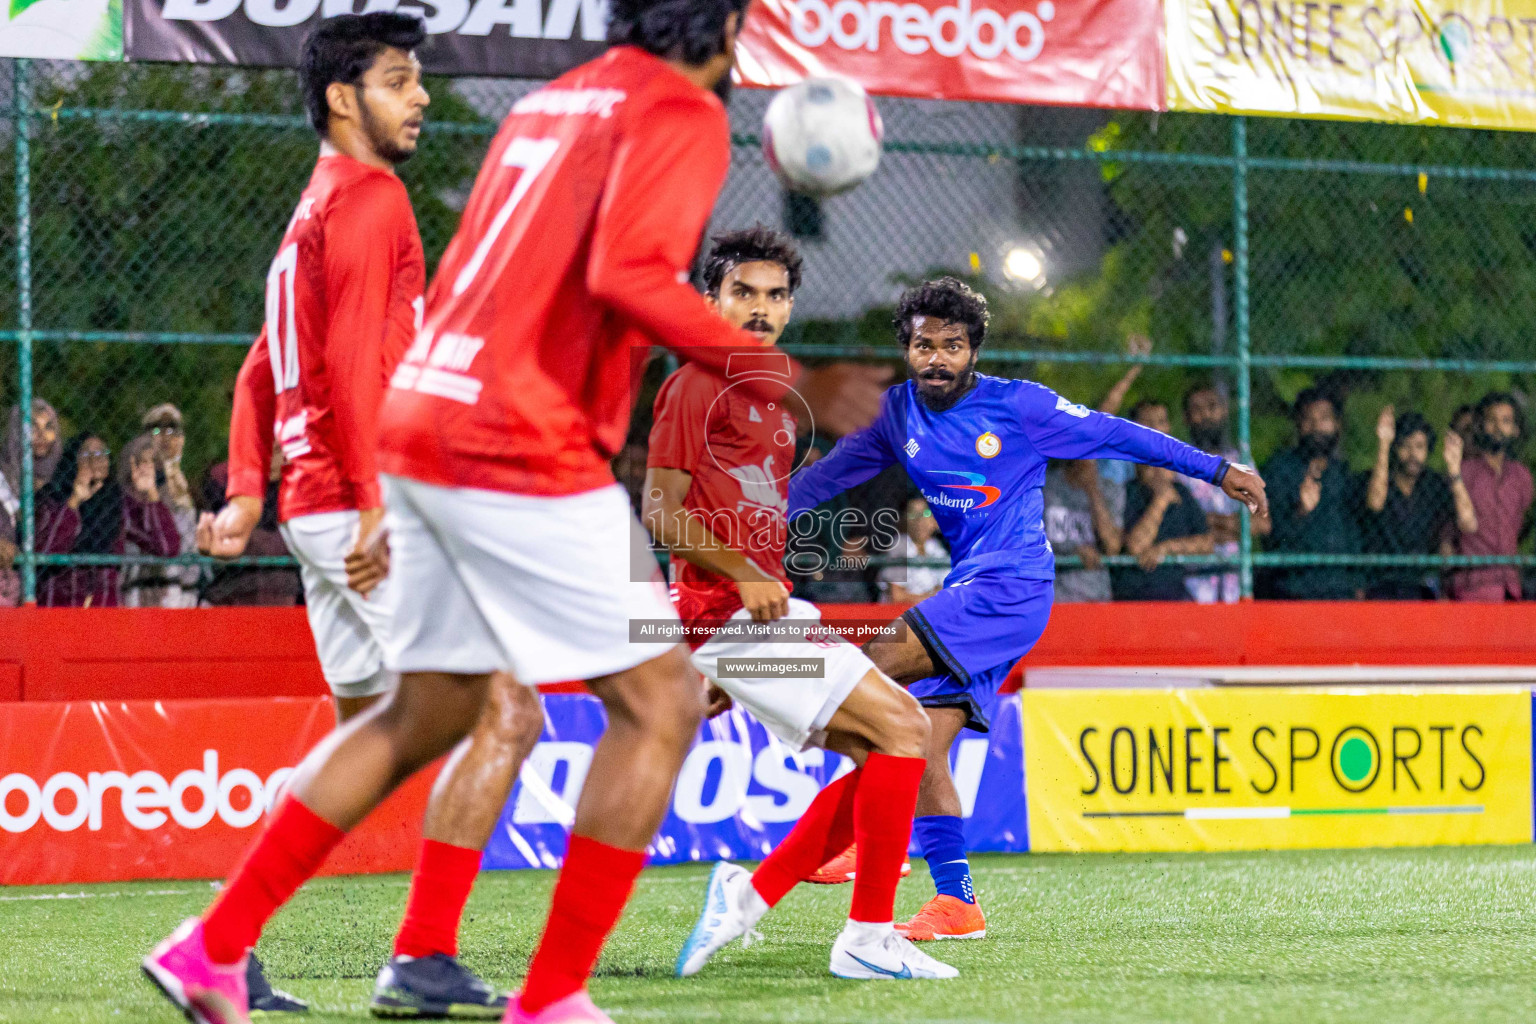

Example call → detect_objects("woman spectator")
142 404 202 606
0 398 62 606
879 496 950 603
117 434 195 607
35 432 179 607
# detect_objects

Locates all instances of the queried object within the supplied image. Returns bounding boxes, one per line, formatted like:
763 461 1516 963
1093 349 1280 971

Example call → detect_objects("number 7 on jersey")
452 137 561 297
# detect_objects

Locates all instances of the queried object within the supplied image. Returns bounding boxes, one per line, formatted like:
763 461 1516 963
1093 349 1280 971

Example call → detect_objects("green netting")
8 55 1536 605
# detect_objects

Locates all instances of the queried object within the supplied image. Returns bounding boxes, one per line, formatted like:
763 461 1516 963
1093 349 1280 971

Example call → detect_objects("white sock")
842 919 894 943
742 883 770 927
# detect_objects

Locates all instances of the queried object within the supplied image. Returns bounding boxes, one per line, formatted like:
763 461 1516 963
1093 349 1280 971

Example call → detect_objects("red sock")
750 768 861 907
202 796 346 964
849 752 924 923
518 835 645 1013
393 839 483 959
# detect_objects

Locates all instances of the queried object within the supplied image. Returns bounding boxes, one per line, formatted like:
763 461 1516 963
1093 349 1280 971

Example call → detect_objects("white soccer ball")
762 77 884 198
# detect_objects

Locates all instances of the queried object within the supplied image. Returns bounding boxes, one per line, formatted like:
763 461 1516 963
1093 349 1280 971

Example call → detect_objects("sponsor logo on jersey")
787 0 1056 63
928 469 1001 510
727 455 789 515
1055 395 1090 418
975 431 1001 458
905 438 920 458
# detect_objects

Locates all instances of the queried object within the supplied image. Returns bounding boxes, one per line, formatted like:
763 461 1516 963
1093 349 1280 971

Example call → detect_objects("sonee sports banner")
122 0 1166 109
1022 687 1534 853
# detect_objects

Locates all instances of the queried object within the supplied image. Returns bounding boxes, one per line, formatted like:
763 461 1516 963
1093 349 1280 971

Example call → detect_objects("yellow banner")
1166 0 1536 130
1024 688 1531 852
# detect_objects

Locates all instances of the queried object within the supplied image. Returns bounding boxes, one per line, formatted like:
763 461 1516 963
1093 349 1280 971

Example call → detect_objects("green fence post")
14 59 34 605
1232 116 1253 600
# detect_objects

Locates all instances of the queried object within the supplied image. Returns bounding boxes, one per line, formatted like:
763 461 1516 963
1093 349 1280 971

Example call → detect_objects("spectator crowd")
0 398 301 608
6 361 1535 607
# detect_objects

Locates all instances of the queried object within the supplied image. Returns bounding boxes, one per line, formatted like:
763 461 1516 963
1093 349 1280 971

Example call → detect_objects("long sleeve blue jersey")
788 374 1228 581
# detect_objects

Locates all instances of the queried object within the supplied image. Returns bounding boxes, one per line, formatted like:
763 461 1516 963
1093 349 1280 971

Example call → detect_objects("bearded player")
144 1 889 1021
644 226 954 981
796 278 1268 941
164 14 541 1020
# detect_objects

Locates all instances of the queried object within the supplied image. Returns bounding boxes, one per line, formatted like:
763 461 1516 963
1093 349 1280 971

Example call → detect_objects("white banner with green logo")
0 0 121 60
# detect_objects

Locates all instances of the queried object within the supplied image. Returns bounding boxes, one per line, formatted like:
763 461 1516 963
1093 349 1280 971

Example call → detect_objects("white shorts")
690 598 873 751
379 476 679 686
280 510 393 699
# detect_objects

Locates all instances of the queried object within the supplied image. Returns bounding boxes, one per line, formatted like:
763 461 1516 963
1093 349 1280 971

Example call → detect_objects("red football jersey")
378 46 800 498
227 155 425 521
648 358 798 632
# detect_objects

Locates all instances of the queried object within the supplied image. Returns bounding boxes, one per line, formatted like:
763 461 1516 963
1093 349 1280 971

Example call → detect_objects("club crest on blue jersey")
975 431 1000 458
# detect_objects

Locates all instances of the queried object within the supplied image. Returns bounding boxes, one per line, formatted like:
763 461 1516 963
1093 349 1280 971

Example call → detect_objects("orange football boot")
895 894 987 940
803 843 913 885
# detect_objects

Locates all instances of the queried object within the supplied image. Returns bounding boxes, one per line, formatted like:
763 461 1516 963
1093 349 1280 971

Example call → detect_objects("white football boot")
675 862 768 977
829 920 959 980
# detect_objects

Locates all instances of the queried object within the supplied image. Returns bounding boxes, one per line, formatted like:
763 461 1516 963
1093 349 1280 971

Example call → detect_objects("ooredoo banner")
122 0 1165 109
1023 687 1533 853
0 697 437 886
735 0 1166 109
1166 0 1536 130
1 693 1026 885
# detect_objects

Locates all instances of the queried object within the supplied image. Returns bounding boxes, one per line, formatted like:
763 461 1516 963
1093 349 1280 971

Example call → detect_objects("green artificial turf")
3 847 1536 1023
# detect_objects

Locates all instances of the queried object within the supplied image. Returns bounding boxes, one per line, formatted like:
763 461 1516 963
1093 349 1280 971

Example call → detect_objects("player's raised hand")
346 508 390 598
737 578 790 623
199 495 262 559
798 362 894 437
1222 462 1268 518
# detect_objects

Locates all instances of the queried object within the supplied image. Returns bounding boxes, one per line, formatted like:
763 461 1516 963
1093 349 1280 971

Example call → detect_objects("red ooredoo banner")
0 698 433 886
734 0 1165 109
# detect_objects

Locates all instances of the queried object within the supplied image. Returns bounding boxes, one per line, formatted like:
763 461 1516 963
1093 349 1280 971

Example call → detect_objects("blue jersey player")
789 278 1268 940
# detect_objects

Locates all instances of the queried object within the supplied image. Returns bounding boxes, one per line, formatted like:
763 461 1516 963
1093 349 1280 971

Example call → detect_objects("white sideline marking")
0 888 196 902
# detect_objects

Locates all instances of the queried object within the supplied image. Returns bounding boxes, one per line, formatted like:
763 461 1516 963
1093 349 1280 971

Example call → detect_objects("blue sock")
913 815 974 904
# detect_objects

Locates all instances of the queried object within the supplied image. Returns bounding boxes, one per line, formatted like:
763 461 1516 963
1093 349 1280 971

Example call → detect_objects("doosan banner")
122 0 1166 108
0 693 1026 885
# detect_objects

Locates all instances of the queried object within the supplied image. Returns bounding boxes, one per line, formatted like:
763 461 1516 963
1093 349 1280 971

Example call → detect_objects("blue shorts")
903 571 1053 733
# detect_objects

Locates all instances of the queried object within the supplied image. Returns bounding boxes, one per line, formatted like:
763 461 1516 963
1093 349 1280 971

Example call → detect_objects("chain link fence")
6 55 1536 606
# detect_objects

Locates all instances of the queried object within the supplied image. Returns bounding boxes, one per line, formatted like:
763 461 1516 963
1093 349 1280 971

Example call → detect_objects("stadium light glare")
1003 245 1045 286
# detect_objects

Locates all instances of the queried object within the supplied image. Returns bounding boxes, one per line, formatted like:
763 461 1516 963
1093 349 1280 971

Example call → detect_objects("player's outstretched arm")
642 466 789 623
1020 384 1229 487
786 398 899 521
1221 462 1268 518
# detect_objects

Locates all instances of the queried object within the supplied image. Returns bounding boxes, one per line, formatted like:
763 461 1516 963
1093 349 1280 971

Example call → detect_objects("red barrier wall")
4 602 1536 702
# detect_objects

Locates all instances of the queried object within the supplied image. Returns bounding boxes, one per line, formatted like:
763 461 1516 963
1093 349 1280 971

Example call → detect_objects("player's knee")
882 695 931 760
602 648 701 749
480 676 545 750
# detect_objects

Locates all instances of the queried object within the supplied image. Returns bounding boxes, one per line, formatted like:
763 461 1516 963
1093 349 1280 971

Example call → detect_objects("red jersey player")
145 3 887 1024
646 226 956 982
160 14 541 1021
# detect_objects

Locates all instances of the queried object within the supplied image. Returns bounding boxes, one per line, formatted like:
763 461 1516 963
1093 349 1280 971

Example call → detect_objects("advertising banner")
1023 687 1533 853
734 0 1165 108
1 693 1026 886
0 0 122 59
482 691 1027 870
0 697 435 886
123 0 1164 108
124 0 606 77
1166 0 1536 130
